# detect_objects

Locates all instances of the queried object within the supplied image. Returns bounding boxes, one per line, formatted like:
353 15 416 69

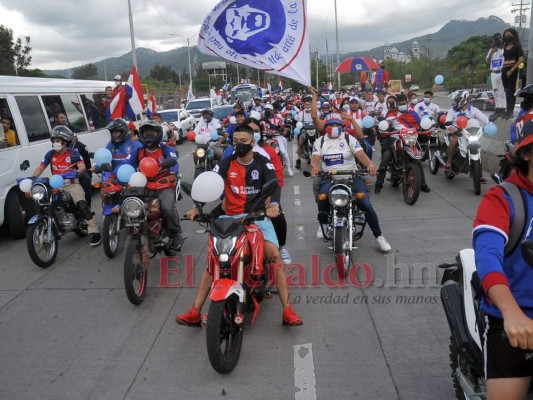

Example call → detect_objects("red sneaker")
175 306 201 327
480 177 487 184
282 306 303 326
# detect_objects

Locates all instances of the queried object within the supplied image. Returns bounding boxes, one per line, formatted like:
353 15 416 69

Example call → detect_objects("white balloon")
250 110 262 120
195 134 210 145
378 120 389 132
129 172 147 188
19 178 33 193
229 116 237 124
192 171 224 203
296 121 303 129
420 117 433 130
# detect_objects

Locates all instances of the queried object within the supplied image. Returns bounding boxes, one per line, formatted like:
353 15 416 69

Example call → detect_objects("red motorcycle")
378 121 432 205
181 177 278 374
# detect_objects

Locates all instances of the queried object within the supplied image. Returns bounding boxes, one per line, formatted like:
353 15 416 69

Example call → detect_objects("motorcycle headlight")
329 188 350 207
122 197 144 219
31 184 48 202
402 134 418 146
196 148 206 158
213 236 237 258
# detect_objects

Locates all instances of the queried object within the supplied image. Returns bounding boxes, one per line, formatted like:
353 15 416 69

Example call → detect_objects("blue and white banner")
198 0 310 86
187 81 195 101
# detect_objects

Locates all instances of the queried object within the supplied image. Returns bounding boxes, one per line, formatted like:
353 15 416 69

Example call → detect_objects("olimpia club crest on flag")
198 0 310 86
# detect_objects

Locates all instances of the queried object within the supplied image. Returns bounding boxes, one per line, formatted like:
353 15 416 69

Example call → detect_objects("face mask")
305 107 311 112
504 36 513 43
398 105 408 112
424 98 431 105
327 126 341 138
235 142 253 157
52 142 63 152
387 102 396 109
411 99 418 105
253 132 261 142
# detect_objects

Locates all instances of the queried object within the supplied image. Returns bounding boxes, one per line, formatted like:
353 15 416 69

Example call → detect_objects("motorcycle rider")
107 120 184 250
262 104 294 176
295 97 314 169
31 126 101 246
104 118 142 169
176 125 303 327
472 111 533 399
194 108 223 161
444 90 489 180
310 114 392 252
414 90 440 120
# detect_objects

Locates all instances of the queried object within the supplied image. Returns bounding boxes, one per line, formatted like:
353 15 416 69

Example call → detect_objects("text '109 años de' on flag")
197 0 311 86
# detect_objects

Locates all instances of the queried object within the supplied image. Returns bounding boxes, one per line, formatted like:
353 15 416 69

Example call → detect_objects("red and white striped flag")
107 86 126 120
146 93 156 119
126 66 145 119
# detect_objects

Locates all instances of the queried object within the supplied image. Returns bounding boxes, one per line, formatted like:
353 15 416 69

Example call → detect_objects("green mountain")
44 15 515 78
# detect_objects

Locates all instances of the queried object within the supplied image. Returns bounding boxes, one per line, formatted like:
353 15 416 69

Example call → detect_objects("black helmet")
201 108 214 117
516 84 533 111
50 125 74 144
452 90 469 111
138 121 163 147
106 118 129 145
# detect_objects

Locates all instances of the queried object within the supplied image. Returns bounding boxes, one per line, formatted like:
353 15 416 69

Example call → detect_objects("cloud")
0 0 512 70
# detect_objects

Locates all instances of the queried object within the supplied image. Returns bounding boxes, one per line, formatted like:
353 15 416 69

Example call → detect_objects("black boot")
489 108 503 122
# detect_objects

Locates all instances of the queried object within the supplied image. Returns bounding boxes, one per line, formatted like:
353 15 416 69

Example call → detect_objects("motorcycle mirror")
100 163 112 172
249 179 278 213
180 181 192 197
521 240 533 267
161 158 177 169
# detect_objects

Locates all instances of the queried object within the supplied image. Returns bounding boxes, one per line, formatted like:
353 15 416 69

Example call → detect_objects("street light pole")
127 0 138 68
334 0 341 89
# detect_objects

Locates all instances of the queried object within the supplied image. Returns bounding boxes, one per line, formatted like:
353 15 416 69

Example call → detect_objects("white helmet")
453 90 469 111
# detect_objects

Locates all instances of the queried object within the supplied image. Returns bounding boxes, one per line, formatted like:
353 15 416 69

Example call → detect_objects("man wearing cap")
112 75 123 98
486 33 506 121
472 110 533 399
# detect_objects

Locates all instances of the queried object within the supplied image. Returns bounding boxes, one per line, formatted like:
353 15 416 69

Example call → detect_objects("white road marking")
294 185 300 195
294 343 317 400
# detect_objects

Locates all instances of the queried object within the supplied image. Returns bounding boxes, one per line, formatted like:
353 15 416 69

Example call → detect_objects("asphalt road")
0 138 491 400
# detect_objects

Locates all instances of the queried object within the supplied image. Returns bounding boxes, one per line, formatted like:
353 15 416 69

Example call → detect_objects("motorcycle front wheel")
429 149 440 175
103 214 120 258
472 160 482 196
26 220 58 268
334 225 351 279
124 238 147 305
206 295 244 374
403 163 421 205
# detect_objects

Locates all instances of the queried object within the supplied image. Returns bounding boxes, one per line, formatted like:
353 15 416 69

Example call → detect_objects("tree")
72 63 98 80
446 36 491 87
0 25 32 75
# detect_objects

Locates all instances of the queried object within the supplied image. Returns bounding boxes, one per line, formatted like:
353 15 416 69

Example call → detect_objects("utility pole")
316 49 320 88
527 2 533 84
512 0 530 44
334 0 341 89
127 0 138 68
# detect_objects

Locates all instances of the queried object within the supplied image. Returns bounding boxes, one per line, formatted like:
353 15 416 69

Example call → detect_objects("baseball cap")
515 111 533 152
349 97 359 103
264 104 274 110
114 74 121 81
250 110 262 121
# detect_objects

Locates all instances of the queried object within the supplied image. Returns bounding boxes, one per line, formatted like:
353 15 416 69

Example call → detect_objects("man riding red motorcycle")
175 125 303 327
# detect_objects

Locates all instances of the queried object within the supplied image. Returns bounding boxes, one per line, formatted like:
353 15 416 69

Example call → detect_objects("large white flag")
187 81 195 101
198 0 310 86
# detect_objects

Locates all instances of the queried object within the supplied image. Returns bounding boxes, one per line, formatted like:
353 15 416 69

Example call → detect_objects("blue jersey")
106 137 143 169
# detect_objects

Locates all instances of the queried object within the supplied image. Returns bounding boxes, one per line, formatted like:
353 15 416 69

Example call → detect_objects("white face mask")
424 98 431 105
52 142 63 152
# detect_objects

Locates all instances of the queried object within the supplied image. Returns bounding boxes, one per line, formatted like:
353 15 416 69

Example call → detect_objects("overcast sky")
0 0 514 70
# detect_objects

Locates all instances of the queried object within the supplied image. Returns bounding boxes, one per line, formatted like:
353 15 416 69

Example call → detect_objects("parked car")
213 105 235 127
185 98 217 122
470 91 495 111
409 84 420 91
158 108 196 144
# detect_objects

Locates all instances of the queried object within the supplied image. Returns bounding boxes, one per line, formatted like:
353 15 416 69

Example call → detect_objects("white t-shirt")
487 48 504 72
297 110 314 124
194 118 222 139
415 102 441 119
373 101 388 118
446 105 489 125
312 134 363 172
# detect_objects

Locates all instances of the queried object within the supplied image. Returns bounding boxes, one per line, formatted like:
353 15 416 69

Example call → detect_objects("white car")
409 84 420 91
185 98 217 122
158 108 196 144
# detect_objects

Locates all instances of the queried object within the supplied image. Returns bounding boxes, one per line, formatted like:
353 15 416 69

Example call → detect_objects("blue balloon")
294 128 301 136
49 174 64 189
291 109 297 117
362 116 374 129
94 148 112 166
434 75 444 85
210 130 219 141
117 164 135 183
484 122 498 137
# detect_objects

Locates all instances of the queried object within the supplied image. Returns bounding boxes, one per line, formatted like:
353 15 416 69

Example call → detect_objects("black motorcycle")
18 172 90 268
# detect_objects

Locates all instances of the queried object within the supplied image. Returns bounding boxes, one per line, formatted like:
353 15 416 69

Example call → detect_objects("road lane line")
294 185 300 195
294 343 317 400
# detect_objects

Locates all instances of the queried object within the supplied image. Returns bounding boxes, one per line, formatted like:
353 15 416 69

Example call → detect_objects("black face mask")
235 142 253 157
493 38 502 47
387 102 396 109
504 36 513 44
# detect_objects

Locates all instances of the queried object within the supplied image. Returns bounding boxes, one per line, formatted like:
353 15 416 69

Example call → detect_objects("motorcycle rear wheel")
403 163 421 205
124 238 147 305
103 214 120 258
26 220 58 268
472 161 482 196
206 295 244 374
334 226 351 279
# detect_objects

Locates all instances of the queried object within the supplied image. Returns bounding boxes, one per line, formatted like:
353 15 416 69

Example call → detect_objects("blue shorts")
221 214 279 248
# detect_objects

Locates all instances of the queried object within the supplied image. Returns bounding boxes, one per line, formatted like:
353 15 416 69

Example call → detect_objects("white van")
0 76 112 239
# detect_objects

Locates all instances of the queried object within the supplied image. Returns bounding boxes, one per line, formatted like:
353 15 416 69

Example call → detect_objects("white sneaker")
280 247 292 264
376 236 391 252
317 225 324 239
287 166 294 176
